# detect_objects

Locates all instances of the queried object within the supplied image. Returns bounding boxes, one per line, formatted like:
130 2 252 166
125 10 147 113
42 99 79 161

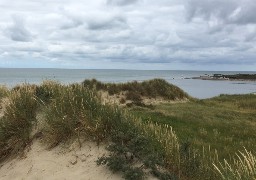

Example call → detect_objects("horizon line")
0 67 256 72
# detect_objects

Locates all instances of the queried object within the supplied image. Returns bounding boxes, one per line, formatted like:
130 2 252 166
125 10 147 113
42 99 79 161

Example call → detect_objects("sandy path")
0 141 123 180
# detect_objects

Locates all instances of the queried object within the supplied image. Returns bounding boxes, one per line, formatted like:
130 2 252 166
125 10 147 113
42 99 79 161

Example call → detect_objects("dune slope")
0 141 123 180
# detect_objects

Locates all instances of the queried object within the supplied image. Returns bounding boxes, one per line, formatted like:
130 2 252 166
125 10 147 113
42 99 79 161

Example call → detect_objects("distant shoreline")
192 73 256 81
1 69 255 99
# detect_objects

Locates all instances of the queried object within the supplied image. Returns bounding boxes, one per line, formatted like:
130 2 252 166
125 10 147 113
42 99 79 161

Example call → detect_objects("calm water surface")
0 68 255 99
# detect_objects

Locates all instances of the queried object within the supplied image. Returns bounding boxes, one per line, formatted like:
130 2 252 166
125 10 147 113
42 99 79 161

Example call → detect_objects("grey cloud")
57 8 128 32
185 0 237 22
186 0 256 26
245 30 256 42
177 53 256 66
87 15 127 30
233 45 252 52
107 0 139 6
60 18 83 30
5 16 33 42
228 3 256 25
207 21 225 34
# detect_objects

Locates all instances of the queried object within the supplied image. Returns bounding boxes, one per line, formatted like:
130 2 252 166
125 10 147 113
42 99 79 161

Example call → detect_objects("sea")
0 68 256 99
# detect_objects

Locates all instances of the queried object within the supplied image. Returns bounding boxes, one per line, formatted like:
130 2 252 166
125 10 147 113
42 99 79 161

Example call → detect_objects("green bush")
96 111 180 180
123 167 144 180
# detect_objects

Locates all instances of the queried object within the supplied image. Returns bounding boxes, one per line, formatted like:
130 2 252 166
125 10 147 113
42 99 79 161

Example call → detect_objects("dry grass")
0 86 9 100
83 79 190 104
42 84 105 147
0 85 38 160
213 148 256 179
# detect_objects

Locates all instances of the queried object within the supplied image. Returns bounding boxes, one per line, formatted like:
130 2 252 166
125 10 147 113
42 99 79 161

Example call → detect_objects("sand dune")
0 141 123 180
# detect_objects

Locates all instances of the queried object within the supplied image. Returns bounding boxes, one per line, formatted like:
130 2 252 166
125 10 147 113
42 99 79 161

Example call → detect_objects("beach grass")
213 148 256 180
130 93 256 179
82 78 190 101
42 84 107 147
0 80 255 179
130 94 256 158
0 85 38 160
0 86 9 100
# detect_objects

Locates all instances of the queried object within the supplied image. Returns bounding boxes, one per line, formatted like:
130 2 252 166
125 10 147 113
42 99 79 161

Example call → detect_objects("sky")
0 0 256 71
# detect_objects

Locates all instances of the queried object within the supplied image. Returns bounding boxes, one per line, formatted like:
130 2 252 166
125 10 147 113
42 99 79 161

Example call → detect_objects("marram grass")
42 84 105 147
0 85 9 99
213 148 256 180
0 80 255 180
0 85 38 160
82 78 190 101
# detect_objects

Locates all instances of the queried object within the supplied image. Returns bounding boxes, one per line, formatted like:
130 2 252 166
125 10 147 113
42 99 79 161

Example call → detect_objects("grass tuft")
0 85 38 160
42 84 102 147
82 79 190 103
0 85 9 100
213 148 256 180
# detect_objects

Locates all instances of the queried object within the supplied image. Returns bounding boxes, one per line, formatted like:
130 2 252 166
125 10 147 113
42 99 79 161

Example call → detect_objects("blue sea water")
0 68 256 99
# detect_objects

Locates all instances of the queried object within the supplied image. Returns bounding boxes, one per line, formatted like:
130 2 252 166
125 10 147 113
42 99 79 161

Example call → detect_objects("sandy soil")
0 141 123 180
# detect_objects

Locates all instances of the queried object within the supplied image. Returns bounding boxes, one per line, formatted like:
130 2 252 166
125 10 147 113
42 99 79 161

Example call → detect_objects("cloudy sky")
0 0 256 70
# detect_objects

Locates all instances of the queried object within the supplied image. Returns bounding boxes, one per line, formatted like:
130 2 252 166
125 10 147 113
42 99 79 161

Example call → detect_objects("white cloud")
0 0 255 70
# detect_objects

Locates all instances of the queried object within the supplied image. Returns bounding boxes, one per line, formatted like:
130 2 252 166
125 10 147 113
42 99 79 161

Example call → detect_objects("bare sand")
0 141 123 180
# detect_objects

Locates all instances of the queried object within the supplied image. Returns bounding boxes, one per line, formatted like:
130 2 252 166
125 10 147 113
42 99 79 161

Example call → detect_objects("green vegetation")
130 93 256 179
213 148 256 180
82 78 190 102
223 74 256 80
0 85 9 100
130 94 256 159
0 79 255 180
0 85 38 160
